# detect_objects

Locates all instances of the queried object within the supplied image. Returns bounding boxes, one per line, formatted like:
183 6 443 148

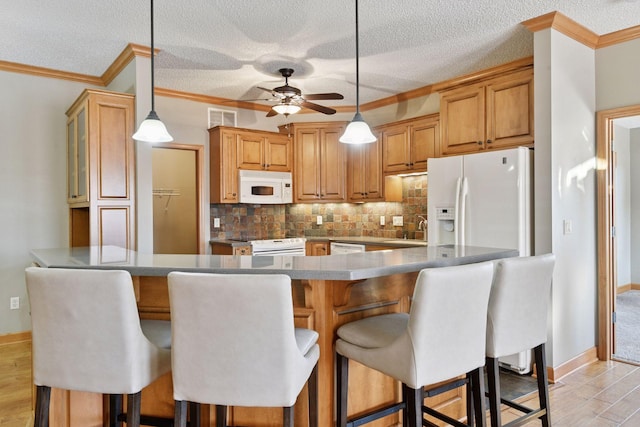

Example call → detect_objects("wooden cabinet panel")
287 122 347 203
381 125 410 174
265 133 292 171
320 127 346 200
440 67 533 156
235 131 292 172
486 70 534 150
210 128 239 203
380 114 439 175
236 132 266 170
306 241 329 256
347 137 383 202
440 84 485 155
66 89 135 249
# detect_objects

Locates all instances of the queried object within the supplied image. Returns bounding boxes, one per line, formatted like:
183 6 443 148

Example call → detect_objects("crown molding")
101 43 155 86
598 25 640 49
155 88 272 112
0 60 103 85
522 11 600 48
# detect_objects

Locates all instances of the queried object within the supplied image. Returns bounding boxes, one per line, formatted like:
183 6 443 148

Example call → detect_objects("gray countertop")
210 236 428 247
30 245 517 281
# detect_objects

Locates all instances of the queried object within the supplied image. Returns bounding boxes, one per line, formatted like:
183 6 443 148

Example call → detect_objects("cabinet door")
382 124 410 174
440 84 485 156
410 118 438 171
306 241 328 256
320 126 347 201
295 128 322 201
220 131 239 202
265 134 292 171
348 138 383 202
67 105 89 204
485 69 534 150
236 132 266 170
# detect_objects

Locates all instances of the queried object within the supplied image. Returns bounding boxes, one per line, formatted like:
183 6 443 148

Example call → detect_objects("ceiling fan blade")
266 108 279 117
301 101 336 115
303 93 344 101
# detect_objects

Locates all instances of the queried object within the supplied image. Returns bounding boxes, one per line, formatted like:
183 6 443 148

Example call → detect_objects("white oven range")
249 238 306 256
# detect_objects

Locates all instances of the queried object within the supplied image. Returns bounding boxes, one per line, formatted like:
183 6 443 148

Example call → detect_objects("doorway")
596 105 640 363
152 143 206 254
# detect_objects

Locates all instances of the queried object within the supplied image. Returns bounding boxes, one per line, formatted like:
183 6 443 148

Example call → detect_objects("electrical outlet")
380 216 385 226
392 216 404 226
316 215 323 225
213 218 220 228
563 219 572 235
10 297 19 310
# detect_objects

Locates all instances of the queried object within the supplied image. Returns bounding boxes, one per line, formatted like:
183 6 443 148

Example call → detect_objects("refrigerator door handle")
454 177 462 245
459 177 469 246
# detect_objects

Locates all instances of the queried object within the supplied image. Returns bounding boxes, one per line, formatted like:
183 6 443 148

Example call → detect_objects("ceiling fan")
258 68 344 117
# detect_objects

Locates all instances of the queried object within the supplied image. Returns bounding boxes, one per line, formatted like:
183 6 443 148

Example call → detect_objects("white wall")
631 129 640 283
613 124 631 288
596 38 640 111
0 71 98 333
534 29 598 368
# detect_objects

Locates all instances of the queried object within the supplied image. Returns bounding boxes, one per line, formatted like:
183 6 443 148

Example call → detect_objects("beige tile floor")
505 360 640 426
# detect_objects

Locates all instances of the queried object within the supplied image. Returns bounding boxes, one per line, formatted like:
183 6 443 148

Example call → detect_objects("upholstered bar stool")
168 272 319 427
25 267 172 427
485 254 555 427
335 262 495 427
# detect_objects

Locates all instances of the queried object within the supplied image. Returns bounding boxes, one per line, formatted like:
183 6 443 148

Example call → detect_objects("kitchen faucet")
417 215 428 241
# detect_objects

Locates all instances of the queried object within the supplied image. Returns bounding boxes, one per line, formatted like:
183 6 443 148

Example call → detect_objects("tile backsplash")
210 175 427 240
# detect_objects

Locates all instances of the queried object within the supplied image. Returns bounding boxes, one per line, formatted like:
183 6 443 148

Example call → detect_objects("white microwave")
238 170 293 204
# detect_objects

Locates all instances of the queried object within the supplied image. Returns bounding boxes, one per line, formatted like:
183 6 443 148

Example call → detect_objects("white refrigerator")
427 146 533 373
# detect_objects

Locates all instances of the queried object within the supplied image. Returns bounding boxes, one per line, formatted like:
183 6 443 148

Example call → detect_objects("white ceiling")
2 0 640 110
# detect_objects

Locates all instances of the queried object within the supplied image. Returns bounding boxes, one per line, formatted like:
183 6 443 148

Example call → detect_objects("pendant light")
339 0 376 144
133 0 173 143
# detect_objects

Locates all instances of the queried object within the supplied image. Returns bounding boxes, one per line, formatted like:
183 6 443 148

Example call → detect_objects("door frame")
152 142 207 254
596 104 640 361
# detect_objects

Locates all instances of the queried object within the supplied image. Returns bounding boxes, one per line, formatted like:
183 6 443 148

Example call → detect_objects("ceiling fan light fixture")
133 0 173 143
272 103 301 115
340 0 375 145
340 112 377 144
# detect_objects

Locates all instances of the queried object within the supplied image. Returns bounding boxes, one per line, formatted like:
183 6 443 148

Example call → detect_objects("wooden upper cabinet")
283 122 347 203
66 89 136 249
347 134 383 202
209 127 239 203
236 131 292 172
380 114 439 175
440 68 533 156
210 126 292 204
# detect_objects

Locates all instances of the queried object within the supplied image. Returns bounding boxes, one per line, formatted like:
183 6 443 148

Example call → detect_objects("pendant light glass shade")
132 110 173 143
272 103 301 115
340 0 375 144
340 112 376 144
133 0 173 143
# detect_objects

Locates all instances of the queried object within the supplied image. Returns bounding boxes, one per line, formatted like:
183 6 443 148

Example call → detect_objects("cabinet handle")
409 162 414 166
477 141 483 145
232 193 237 196
486 139 492 144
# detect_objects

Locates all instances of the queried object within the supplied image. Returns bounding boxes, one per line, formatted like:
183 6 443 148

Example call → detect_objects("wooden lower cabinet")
45 273 465 427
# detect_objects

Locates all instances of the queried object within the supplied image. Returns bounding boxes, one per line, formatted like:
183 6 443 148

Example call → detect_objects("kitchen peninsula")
30 245 517 427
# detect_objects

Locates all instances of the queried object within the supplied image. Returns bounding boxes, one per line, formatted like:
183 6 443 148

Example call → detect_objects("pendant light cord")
150 0 155 112
355 0 360 114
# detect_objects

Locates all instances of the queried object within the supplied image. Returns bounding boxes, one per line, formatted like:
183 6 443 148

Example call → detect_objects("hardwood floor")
3 332 640 427
506 360 640 426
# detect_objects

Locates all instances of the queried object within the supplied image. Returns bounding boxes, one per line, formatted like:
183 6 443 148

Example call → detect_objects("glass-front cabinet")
67 104 88 204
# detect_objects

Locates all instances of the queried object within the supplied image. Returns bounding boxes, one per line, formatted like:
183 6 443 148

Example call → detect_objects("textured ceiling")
2 0 640 108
